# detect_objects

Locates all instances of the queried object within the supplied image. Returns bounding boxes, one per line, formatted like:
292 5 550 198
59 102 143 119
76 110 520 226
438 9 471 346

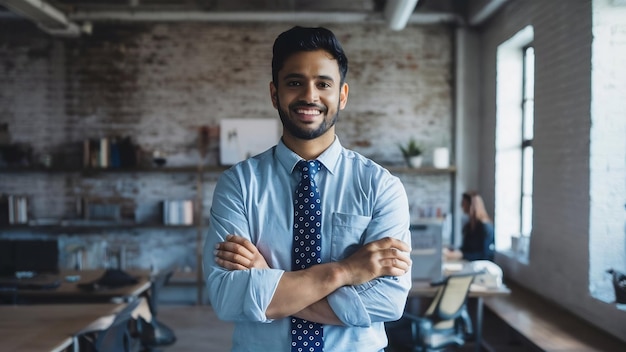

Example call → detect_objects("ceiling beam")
0 0 81 36
384 0 419 31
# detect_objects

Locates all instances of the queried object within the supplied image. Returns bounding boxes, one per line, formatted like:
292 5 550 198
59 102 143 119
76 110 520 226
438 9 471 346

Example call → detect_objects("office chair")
387 272 477 352
137 267 177 350
75 298 142 352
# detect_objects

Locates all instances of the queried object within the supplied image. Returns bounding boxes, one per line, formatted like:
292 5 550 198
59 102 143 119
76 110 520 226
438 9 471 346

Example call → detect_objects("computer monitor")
0 239 59 276
409 224 443 282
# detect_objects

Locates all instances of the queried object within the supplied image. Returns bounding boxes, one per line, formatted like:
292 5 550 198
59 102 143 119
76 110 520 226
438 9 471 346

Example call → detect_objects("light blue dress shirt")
203 137 412 352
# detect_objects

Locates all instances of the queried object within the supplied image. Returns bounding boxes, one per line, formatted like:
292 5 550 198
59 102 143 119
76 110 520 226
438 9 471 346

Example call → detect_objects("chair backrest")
424 272 476 329
147 266 175 316
78 298 141 352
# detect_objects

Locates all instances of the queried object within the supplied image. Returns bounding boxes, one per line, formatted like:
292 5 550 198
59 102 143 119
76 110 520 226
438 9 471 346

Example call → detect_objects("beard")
277 97 339 140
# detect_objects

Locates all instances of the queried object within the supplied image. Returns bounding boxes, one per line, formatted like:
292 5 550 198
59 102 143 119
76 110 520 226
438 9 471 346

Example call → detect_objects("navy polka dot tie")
291 160 323 352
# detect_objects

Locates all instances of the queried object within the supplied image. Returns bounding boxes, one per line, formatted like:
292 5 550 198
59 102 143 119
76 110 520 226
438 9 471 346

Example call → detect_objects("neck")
282 131 335 160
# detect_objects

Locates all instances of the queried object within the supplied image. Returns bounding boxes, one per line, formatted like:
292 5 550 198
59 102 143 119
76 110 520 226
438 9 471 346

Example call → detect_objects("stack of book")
82 137 137 168
163 200 194 226
2 195 29 225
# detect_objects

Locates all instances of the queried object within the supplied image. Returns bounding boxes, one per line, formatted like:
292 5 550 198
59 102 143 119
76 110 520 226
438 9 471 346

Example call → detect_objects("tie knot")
298 160 320 179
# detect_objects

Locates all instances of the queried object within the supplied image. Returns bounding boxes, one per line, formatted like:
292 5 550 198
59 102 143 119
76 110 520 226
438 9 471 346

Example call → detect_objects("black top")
460 220 495 261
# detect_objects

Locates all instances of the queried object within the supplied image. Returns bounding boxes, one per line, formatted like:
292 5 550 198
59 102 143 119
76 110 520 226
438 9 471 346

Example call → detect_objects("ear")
270 82 278 109
339 82 349 110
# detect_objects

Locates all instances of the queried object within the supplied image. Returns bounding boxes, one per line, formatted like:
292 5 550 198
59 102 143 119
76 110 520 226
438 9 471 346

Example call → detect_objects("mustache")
289 101 327 113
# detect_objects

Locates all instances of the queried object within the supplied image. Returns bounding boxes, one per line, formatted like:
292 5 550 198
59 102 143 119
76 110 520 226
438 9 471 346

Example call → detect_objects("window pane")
523 100 534 139
524 47 535 99
521 195 533 236
523 147 534 194
523 46 534 141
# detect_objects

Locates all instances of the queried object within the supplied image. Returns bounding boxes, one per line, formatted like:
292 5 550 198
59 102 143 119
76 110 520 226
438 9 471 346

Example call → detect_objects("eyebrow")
282 73 335 82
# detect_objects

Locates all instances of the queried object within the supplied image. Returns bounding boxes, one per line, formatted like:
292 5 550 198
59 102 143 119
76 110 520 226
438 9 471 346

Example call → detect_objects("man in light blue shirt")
203 26 412 352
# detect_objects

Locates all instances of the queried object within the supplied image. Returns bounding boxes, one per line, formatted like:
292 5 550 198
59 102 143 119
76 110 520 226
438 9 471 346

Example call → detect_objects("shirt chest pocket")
331 213 371 261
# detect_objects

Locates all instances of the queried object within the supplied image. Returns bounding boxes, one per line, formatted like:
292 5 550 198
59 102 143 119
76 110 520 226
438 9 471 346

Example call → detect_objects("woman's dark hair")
271 26 348 86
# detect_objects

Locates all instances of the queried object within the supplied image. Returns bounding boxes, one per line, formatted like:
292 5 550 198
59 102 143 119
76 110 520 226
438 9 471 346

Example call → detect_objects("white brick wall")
589 0 626 301
475 0 626 342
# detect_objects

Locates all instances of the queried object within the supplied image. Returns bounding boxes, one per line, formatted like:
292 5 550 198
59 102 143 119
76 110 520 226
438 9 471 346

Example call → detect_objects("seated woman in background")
444 191 495 261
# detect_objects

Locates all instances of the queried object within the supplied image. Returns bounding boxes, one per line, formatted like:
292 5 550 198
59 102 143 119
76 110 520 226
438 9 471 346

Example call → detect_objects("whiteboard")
220 118 280 165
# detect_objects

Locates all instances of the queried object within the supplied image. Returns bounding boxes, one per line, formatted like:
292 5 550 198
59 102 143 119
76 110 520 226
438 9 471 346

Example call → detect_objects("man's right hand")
214 234 270 270
338 237 411 286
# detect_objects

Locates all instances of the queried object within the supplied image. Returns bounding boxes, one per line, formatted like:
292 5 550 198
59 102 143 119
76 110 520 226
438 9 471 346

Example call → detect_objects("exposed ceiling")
0 0 508 37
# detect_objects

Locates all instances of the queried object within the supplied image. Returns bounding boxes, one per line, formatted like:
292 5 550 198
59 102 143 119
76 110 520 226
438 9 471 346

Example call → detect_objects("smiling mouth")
294 108 322 115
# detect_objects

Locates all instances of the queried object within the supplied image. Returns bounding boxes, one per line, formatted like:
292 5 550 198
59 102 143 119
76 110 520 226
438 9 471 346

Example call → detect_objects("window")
495 26 534 262
521 46 534 238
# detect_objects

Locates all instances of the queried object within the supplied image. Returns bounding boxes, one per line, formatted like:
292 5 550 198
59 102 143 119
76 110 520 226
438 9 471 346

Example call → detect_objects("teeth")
296 109 321 115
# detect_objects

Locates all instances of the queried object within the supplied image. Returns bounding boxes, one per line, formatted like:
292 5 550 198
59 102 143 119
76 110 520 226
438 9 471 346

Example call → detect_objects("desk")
409 280 511 352
0 269 151 303
0 303 125 352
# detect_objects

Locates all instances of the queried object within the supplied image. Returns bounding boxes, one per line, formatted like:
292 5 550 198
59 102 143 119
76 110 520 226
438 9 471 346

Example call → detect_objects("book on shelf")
99 137 109 168
163 200 194 226
2 195 29 225
83 137 135 169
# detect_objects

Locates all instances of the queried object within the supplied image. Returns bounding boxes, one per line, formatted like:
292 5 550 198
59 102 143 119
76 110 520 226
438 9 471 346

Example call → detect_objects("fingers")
214 244 252 267
367 237 413 272
340 237 412 285
380 247 412 275
215 256 250 271
225 234 259 254
214 234 271 270
214 235 254 269
369 237 411 253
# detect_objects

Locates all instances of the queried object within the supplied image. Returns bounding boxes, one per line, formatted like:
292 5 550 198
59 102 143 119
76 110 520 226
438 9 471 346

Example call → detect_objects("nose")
302 82 320 103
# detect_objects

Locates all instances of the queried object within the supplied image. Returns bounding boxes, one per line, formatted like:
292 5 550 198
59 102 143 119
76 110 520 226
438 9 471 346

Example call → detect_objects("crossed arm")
214 234 411 325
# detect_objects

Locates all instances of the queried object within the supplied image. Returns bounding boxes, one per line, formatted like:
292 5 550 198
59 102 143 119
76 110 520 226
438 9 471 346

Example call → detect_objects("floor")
156 304 534 352
158 304 234 352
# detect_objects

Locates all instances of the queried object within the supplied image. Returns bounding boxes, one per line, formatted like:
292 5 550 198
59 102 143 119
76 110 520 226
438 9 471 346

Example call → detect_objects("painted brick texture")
0 21 454 271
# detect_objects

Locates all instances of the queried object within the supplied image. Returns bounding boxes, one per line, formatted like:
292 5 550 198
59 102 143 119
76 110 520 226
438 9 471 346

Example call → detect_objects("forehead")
278 50 341 79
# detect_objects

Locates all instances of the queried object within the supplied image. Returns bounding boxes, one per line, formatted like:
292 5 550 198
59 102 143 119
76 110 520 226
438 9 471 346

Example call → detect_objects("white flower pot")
408 156 423 168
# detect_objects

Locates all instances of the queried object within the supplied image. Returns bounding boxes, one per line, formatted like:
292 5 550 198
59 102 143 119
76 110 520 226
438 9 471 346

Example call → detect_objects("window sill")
500 249 529 264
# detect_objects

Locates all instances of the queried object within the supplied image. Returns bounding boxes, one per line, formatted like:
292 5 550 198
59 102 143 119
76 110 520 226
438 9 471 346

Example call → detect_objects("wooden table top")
409 260 511 298
0 269 151 303
0 303 125 352
409 280 511 298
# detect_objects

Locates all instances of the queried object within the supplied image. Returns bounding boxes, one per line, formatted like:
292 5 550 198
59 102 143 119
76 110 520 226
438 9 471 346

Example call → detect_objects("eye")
318 82 332 89
286 81 301 87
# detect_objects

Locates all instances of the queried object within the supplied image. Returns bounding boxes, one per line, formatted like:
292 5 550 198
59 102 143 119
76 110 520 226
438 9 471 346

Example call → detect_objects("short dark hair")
271 26 348 86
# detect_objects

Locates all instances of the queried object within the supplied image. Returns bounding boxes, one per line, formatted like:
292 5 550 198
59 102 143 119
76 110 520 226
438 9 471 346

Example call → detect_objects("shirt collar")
276 136 342 175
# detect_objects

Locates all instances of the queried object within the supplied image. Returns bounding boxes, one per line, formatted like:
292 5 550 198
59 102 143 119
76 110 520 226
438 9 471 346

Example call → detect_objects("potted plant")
399 139 423 168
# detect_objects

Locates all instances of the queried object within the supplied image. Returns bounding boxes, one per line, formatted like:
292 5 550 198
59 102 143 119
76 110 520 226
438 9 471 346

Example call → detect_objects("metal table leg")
475 296 484 352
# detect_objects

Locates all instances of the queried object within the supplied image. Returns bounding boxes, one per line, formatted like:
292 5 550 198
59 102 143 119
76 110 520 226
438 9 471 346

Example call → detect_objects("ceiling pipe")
69 9 458 25
0 0 82 36
468 0 508 26
384 0 419 31
71 11 382 23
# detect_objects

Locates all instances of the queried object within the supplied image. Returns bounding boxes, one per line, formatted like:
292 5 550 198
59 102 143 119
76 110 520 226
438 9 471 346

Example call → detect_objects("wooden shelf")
0 165 229 174
385 165 456 174
2 165 454 174
0 222 198 233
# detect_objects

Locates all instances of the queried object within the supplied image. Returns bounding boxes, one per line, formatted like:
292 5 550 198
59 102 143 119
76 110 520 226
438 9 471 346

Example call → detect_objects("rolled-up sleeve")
203 170 285 323
327 175 412 326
